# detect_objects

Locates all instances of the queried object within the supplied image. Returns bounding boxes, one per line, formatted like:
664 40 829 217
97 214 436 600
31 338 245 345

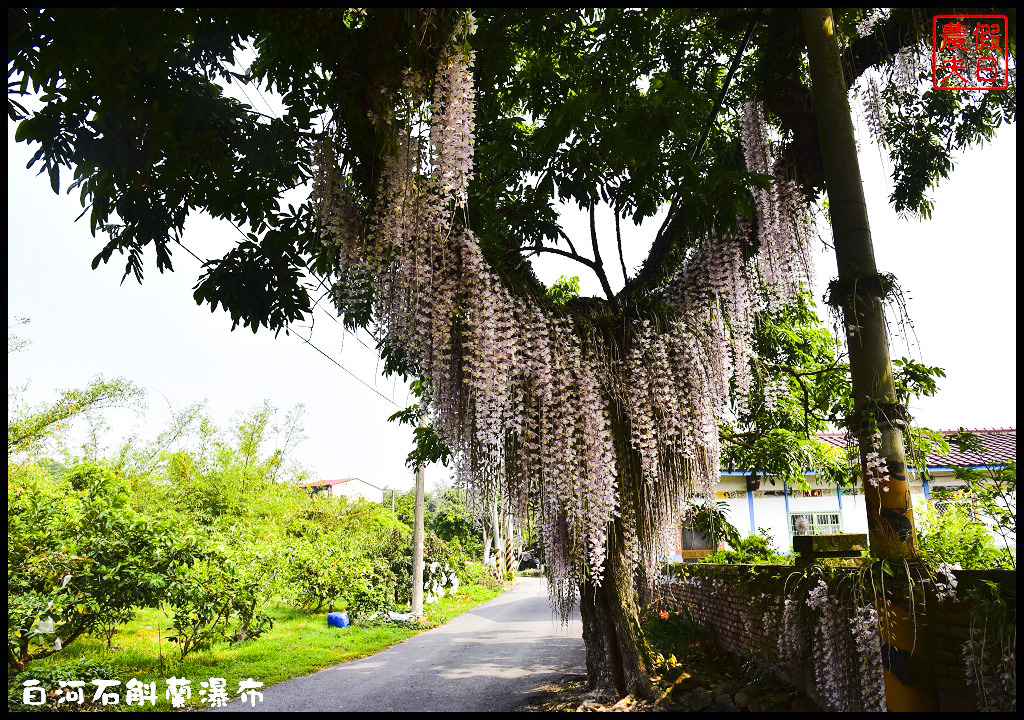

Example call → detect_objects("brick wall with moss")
651 564 1015 712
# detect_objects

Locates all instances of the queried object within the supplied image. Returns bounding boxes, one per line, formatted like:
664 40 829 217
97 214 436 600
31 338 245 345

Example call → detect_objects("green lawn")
8 582 506 712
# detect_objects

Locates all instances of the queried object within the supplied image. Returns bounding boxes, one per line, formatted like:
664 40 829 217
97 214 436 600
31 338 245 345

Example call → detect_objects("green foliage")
722 294 848 488
956 462 1016 569
723 292 954 490
7 376 143 460
545 275 581 305
961 579 1016 711
428 485 483 557
286 535 372 613
878 59 1016 219
5 368 504 677
916 496 1010 570
387 379 454 469
944 430 1016 568
699 527 793 566
683 501 739 549
164 549 273 659
276 494 412 616
892 357 946 406
7 462 199 670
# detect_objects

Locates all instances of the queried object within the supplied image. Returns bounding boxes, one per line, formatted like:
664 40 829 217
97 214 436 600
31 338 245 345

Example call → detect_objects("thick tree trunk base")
578 530 656 701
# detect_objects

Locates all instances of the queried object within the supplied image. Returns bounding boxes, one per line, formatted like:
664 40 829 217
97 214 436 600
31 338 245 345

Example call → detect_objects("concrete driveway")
211 576 584 712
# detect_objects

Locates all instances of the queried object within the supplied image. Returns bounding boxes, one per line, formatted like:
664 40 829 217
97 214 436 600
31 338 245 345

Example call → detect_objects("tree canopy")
9 9 1014 327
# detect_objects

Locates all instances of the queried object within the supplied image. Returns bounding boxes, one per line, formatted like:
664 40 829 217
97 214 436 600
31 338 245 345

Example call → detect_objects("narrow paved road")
212 576 584 712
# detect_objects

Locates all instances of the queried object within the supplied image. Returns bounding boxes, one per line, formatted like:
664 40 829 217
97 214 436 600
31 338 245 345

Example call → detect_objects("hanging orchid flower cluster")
654 103 815 468
862 72 887 146
313 14 818 617
740 102 815 307
849 605 888 711
314 11 618 616
806 579 859 711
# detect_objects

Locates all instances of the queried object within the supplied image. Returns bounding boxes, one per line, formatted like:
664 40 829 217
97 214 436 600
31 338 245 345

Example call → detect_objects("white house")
674 428 1016 558
297 477 386 503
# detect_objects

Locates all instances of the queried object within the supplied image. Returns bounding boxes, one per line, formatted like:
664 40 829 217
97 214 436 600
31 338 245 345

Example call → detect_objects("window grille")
789 511 842 539
934 499 979 521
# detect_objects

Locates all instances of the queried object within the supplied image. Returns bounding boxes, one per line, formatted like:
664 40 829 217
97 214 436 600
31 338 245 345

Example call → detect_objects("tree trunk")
800 8 938 711
482 531 492 565
411 427 426 617
578 515 656 700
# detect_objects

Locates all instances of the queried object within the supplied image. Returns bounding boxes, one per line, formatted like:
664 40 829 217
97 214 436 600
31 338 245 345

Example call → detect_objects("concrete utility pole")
411 415 426 618
490 492 503 575
800 8 937 711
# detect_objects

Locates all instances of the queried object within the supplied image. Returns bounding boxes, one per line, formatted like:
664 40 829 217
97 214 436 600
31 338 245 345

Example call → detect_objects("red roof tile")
298 477 386 491
816 429 1016 467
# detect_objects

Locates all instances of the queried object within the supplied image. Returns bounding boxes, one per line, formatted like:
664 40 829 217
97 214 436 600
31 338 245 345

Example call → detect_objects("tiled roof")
298 477 385 490
816 429 1016 468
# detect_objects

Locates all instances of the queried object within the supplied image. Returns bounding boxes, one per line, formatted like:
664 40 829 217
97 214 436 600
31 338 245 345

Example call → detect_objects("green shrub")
285 539 360 612
917 496 1010 570
164 549 274 659
7 463 198 671
698 528 793 565
460 562 487 586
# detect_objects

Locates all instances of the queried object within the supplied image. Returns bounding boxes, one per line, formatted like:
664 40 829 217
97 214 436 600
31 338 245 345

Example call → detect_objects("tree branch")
589 204 616 303
647 8 765 270
556 227 582 259
614 205 628 287
766 362 844 439
720 430 761 448
520 244 597 270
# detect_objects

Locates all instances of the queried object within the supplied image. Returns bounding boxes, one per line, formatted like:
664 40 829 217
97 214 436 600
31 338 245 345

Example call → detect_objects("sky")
7 96 1016 493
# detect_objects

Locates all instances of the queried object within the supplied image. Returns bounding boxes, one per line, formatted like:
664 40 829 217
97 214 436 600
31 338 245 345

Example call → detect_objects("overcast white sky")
7 106 1016 492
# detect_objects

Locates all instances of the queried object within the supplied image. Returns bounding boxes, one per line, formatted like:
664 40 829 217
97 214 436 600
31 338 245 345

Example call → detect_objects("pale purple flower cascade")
313 15 815 616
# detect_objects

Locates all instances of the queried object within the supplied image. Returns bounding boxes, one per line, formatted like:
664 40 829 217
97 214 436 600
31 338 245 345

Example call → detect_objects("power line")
177 235 399 408
223 217 380 358
174 239 204 265
293 330 399 407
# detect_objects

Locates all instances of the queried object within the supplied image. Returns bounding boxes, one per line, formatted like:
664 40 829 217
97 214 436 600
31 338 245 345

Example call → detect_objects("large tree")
8 8 1015 698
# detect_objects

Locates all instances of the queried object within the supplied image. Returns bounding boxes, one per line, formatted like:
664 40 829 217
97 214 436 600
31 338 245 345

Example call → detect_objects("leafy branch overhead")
8 9 1015 332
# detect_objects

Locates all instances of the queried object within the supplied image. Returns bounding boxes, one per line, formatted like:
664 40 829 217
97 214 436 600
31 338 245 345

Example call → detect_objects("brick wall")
926 569 1016 712
652 565 1015 712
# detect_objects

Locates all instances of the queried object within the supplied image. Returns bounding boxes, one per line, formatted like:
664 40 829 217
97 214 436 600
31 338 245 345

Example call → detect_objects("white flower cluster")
430 24 475 207
862 71 886 146
863 451 890 491
423 561 459 605
808 582 857 711
933 563 960 602
806 578 829 610
857 8 889 38
893 45 926 88
777 597 802 665
849 604 887 711
740 102 815 310
963 625 1017 712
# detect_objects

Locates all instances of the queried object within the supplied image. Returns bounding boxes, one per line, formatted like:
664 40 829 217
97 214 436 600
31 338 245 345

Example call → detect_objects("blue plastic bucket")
327 611 350 629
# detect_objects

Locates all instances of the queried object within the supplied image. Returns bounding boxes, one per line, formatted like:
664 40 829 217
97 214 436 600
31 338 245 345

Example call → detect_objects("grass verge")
8 582 507 712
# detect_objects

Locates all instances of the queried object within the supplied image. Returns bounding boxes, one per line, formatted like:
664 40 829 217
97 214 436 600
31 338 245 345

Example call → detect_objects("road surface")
212 576 584 712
